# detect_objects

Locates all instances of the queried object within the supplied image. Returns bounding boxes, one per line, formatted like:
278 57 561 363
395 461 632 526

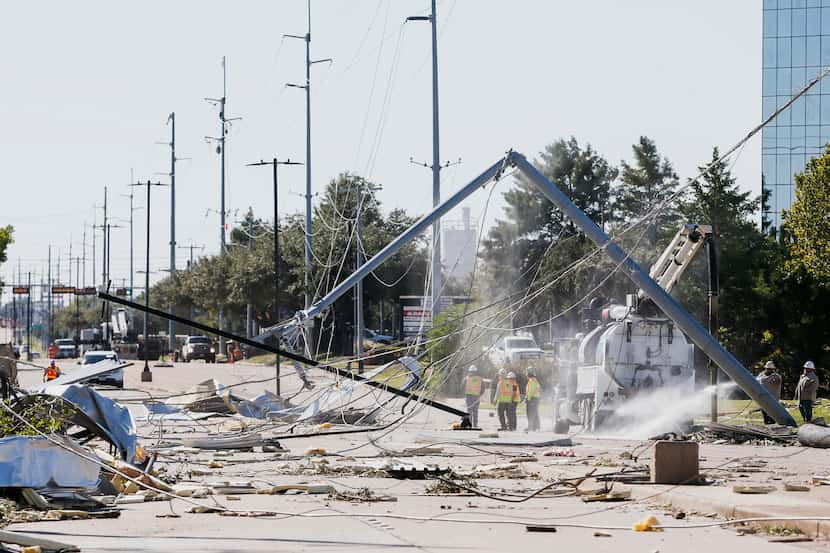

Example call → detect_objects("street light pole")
130 180 168 382
247 157 302 397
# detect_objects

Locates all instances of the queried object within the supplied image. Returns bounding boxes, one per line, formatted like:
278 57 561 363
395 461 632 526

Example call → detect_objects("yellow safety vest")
497 379 515 403
465 375 482 395
526 377 540 400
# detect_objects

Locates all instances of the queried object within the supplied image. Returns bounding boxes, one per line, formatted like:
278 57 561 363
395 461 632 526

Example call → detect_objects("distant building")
762 0 827 229
442 206 478 280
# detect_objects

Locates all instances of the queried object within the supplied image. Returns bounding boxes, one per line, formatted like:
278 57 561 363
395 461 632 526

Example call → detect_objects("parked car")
364 329 393 345
79 350 124 388
54 338 78 359
181 336 216 363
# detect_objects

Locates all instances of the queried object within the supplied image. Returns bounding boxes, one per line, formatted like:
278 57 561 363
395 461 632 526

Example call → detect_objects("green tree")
783 145 830 284
480 137 619 329
616 136 681 248
0 226 13 287
676 148 769 364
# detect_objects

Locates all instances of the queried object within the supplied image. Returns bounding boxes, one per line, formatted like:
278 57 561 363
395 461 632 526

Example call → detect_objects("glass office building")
762 0 829 229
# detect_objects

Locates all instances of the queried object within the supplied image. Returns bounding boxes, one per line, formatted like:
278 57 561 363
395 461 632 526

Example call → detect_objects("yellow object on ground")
632 515 662 532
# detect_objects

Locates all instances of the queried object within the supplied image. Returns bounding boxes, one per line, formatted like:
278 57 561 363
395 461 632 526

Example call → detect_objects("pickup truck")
181 336 216 363
488 335 545 370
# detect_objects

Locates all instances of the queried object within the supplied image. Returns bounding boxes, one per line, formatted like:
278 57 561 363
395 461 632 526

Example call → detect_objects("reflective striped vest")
526 377 541 400
465 375 482 395
45 365 60 381
496 379 514 403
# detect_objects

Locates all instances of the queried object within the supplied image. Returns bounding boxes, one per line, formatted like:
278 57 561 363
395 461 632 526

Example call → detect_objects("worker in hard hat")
506 371 520 431
756 360 782 425
491 367 507 405
493 368 513 431
795 360 820 423
43 359 61 383
524 368 542 431
464 365 484 428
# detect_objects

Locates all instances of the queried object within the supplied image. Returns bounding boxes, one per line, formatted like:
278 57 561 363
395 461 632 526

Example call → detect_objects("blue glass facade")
762 0 829 229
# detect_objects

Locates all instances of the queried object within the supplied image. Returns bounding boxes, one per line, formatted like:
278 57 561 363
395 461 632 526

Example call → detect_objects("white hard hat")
468 365 477 373
764 360 776 369
804 360 816 370
507 371 516 379
498 368 506 376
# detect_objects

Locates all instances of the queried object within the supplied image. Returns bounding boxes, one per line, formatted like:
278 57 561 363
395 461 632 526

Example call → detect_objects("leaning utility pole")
408 0 443 321
286 1 332 356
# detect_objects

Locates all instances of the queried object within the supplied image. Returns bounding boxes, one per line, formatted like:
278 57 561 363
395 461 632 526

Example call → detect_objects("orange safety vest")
526 377 541 400
496 379 515 403
45 365 60 381
509 379 520 402
465 375 482 395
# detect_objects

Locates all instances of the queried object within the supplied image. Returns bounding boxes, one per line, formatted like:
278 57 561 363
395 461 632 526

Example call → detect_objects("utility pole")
130 180 169 382
102 187 108 287
206 57 240 353
91 215 97 289
178 243 204 271
247 157 303 396
26 272 31 361
286 1 332 357
355 185 365 373
408 0 443 322
82 225 86 289
121 187 138 300
168 112 177 353
246 207 254 339
47 246 52 347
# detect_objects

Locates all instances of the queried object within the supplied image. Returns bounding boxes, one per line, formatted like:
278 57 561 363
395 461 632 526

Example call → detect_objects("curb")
634 487 830 540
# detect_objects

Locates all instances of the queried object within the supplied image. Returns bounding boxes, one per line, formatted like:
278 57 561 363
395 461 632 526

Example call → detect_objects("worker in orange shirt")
43 359 62 382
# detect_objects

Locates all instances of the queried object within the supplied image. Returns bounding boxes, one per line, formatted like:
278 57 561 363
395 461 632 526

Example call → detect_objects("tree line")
44 138 830 394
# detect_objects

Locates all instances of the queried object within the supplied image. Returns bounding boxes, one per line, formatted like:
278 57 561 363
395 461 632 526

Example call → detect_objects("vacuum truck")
555 224 714 432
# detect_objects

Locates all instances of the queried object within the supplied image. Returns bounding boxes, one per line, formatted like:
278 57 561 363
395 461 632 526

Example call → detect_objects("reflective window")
807 36 821 65
779 37 792 65
764 68 777 96
823 7 830 31
765 10 777 37
807 8 821 34
764 37 777 67
822 94 830 123
793 95 807 123
809 0 821 8
793 36 807 66
764 0 777 7
794 7 807 34
795 0 807 7
778 67 792 95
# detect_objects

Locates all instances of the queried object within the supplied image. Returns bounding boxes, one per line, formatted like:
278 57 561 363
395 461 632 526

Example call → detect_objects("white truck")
181 336 217 363
489 334 545 370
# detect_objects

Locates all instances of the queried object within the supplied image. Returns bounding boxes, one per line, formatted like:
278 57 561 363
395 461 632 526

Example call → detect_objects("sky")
0 0 762 293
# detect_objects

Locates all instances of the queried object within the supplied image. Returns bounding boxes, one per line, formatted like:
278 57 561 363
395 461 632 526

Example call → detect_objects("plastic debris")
632 515 662 532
